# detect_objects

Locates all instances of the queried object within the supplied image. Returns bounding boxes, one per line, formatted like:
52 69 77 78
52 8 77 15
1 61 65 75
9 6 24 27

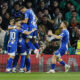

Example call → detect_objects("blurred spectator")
48 0 59 19
37 1 47 12
2 31 9 54
52 0 59 10
59 0 67 10
0 16 2 27
71 11 80 24
11 3 22 18
26 1 32 9
54 12 63 30
52 7 60 19
65 5 76 23
38 24 46 41
69 0 80 12
70 17 78 29
1 12 10 30
0 27 6 51
0 2 8 15
14 0 26 7
41 15 54 32
37 11 43 24
65 2 72 13
69 27 78 49
44 9 51 19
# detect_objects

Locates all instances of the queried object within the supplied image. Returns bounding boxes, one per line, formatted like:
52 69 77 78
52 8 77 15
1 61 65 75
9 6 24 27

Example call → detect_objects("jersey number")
10 32 16 40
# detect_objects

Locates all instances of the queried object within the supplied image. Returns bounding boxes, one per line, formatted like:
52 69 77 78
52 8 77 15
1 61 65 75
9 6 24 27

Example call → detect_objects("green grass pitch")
0 72 80 80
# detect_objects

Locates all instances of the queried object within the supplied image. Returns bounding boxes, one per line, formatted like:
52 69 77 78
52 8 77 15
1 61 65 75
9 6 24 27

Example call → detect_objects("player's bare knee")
52 55 57 59
58 58 62 62
9 55 15 59
52 55 57 63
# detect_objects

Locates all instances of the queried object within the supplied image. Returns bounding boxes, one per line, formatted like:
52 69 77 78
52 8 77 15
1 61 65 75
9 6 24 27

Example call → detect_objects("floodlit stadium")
0 0 80 80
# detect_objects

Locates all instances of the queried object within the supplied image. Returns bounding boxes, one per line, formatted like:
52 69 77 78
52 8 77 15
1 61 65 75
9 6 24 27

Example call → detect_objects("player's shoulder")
25 9 31 15
63 30 69 36
63 29 69 33
62 29 69 36
26 9 31 13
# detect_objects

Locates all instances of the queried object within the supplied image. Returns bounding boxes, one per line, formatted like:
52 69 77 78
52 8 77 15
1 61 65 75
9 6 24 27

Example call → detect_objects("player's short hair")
14 18 21 24
63 21 69 28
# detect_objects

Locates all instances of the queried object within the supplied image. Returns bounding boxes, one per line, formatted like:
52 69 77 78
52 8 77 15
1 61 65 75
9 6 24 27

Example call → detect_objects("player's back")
60 29 69 49
24 9 37 26
8 25 19 44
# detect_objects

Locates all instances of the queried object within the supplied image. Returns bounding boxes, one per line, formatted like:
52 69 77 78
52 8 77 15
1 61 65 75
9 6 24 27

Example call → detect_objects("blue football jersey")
59 29 69 49
54 29 69 57
24 9 37 28
8 25 19 44
8 25 19 53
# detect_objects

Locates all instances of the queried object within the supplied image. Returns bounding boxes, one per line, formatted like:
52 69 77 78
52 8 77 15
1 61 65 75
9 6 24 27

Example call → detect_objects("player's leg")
26 38 39 58
47 50 62 73
26 38 36 50
57 57 70 72
34 41 40 49
12 55 19 72
33 30 40 49
6 55 14 72
18 39 26 72
6 45 17 72
25 54 31 73
47 54 57 73
57 49 70 72
27 24 40 57
20 55 26 72
26 24 36 50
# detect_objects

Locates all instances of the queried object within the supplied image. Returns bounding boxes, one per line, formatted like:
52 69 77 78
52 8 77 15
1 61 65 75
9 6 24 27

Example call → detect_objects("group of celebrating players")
5 6 70 73
6 6 41 73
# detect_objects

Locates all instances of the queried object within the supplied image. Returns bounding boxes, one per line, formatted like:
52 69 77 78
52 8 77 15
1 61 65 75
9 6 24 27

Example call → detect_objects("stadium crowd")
0 0 80 55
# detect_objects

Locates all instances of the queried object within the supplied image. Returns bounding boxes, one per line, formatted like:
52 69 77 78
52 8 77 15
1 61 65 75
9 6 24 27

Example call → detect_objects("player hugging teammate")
6 6 42 73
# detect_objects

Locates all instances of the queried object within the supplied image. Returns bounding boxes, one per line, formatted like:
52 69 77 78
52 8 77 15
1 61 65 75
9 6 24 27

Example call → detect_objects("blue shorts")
54 47 67 57
28 24 37 38
17 38 31 55
8 41 17 56
17 38 26 55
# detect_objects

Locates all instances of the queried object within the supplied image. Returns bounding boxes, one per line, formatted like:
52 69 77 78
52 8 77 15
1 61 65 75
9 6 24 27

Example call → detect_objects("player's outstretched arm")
21 19 28 24
8 26 16 30
52 34 62 39
23 28 37 35
48 30 62 39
